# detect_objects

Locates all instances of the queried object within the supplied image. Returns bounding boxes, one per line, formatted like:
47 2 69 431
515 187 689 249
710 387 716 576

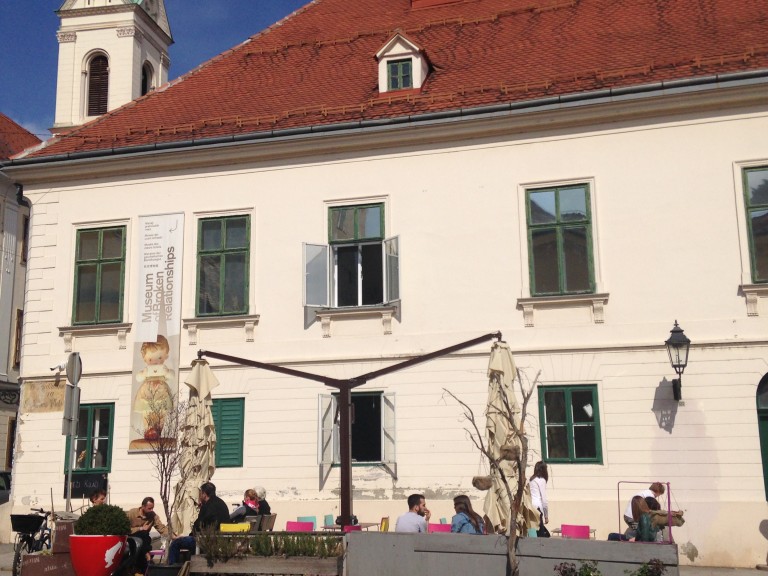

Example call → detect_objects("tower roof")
22 0 768 161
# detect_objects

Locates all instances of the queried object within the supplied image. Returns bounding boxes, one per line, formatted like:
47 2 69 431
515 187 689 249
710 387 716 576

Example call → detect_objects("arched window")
141 63 154 96
88 55 109 116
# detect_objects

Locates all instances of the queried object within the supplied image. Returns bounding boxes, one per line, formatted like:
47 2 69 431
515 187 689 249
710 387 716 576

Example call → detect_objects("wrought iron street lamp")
664 320 690 401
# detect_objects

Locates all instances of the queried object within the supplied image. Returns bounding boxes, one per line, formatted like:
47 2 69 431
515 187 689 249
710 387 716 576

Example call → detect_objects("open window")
303 203 399 308
318 392 396 478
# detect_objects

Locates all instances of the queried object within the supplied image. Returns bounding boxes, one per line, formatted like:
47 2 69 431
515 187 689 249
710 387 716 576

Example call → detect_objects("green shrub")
74 504 131 536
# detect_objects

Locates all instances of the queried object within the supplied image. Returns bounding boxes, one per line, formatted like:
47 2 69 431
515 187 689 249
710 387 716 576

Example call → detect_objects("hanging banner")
129 213 184 451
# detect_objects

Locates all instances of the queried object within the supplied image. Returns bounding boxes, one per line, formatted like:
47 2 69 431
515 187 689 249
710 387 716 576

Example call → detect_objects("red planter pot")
69 534 127 576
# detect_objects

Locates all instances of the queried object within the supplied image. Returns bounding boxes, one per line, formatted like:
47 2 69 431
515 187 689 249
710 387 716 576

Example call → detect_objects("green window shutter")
743 166 768 283
212 398 244 468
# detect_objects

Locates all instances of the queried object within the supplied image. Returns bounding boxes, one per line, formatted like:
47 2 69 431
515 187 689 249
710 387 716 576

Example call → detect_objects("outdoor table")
322 522 379 531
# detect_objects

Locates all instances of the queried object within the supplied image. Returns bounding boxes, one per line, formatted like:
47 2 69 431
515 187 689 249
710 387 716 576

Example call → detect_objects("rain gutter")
3 69 768 169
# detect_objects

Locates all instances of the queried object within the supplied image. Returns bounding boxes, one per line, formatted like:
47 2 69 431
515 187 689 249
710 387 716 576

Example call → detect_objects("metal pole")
338 383 353 526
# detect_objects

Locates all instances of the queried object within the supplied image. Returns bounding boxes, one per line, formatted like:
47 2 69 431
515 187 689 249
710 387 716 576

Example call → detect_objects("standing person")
529 461 549 537
127 496 173 574
168 482 230 565
450 495 485 534
395 494 431 533
254 485 271 516
623 482 664 527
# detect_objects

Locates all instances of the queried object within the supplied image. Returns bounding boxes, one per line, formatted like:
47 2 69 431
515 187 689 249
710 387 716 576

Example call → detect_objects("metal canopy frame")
198 330 502 526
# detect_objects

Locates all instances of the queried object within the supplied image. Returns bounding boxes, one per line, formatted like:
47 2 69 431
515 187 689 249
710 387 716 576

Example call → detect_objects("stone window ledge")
516 293 609 328
182 315 260 346
315 305 398 338
59 323 132 352
741 284 768 316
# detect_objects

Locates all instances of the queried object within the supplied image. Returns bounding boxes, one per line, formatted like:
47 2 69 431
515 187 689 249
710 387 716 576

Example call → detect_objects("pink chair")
560 524 590 539
285 521 314 532
428 523 452 533
343 525 362 533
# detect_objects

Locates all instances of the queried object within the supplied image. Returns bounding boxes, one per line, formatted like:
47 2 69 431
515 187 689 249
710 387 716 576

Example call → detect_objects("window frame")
87 53 109 116
12 309 22 369
65 403 115 474
743 166 768 283
196 215 251 317
72 226 126 325
538 384 602 464
211 398 245 468
387 59 413 91
526 183 595 297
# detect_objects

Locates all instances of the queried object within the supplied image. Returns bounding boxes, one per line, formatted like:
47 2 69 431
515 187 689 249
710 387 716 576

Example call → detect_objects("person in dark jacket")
254 485 271 516
168 482 230 564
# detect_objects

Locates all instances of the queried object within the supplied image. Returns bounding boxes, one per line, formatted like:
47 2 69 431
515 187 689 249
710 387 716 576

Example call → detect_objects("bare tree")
444 366 540 576
134 390 187 546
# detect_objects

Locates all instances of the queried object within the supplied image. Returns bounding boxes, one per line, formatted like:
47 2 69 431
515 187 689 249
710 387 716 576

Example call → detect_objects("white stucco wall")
8 93 768 567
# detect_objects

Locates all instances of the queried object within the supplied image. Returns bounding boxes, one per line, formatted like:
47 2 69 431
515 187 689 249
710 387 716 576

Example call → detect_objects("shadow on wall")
651 378 679 433
759 520 768 565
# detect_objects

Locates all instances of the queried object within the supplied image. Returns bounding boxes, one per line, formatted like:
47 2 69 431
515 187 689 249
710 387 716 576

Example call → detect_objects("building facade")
3 0 768 567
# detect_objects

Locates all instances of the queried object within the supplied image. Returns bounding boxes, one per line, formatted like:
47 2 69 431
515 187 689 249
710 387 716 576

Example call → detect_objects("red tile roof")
0 114 41 161
22 0 768 160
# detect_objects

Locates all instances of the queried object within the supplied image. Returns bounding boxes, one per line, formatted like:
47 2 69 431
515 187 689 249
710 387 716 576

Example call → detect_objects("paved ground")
0 542 764 575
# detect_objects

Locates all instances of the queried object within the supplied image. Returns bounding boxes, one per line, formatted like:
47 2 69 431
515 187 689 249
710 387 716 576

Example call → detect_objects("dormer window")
376 33 428 93
388 59 412 90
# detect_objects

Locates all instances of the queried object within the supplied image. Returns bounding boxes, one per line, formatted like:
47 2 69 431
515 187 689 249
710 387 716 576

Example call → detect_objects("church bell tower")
53 0 173 132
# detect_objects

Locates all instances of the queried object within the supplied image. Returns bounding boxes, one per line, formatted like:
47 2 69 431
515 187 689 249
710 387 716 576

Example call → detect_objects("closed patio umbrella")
482 342 538 535
171 359 219 535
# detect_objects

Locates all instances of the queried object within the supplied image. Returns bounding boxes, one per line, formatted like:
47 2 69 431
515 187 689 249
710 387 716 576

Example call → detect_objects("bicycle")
11 507 53 576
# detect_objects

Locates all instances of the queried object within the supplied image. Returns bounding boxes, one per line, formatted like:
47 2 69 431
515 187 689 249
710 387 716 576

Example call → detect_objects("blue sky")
0 0 308 139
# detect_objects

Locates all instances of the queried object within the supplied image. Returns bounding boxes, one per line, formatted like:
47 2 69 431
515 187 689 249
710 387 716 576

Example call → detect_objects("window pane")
198 255 221 314
571 390 595 423
529 191 556 224
747 168 768 206
563 227 590 292
92 438 109 468
358 206 382 239
532 229 559 293
544 390 566 423
99 262 122 321
201 220 223 251
330 208 356 242
351 394 382 462
559 187 587 221
101 229 124 259
78 231 100 260
751 209 768 280
225 218 248 249
222 253 247 313
93 407 110 436
336 246 358 307
361 244 383 305
574 425 597 459
546 426 568 458
74 438 89 470
75 265 98 323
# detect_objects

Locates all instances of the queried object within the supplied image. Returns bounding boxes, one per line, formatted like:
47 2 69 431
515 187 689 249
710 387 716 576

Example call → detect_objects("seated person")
254 485 271 516
623 482 664 528
626 495 659 542
230 489 260 522
450 495 485 535
127 496 173 574
168 482 229 565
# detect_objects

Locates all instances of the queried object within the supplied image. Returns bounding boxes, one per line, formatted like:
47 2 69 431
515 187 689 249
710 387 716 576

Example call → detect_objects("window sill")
740 284 768 316
516 293 609 327
315 305 397 338
182 315 260 345
58 323 132 352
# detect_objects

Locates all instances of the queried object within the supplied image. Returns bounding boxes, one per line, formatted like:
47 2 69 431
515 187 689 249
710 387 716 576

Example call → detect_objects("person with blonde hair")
230 488 259 521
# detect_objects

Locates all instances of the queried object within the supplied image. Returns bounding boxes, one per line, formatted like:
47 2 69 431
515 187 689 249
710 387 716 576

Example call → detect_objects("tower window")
88 55 109 116
141 63 154 96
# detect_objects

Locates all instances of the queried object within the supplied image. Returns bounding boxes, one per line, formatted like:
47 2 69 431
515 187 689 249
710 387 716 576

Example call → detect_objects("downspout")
15 183 29 208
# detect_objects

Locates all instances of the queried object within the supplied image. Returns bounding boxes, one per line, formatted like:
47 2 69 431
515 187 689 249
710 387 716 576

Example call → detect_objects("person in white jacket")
529 461 549 536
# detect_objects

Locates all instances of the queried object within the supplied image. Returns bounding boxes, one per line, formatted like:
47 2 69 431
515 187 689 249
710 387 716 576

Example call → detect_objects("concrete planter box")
189 555 342 575
518 538 679 576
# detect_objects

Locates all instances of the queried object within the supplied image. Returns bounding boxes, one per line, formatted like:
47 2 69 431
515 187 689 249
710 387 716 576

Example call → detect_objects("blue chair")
440 517 448 524
297 515 317 530
323 514 334 529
